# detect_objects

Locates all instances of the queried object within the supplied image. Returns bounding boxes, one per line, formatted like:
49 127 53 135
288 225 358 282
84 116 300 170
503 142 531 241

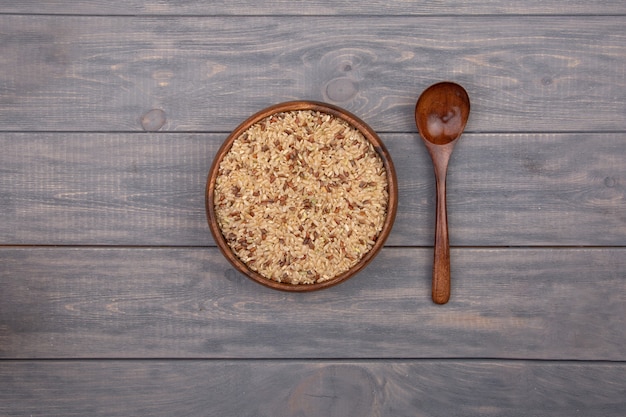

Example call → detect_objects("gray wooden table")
1 2 625 416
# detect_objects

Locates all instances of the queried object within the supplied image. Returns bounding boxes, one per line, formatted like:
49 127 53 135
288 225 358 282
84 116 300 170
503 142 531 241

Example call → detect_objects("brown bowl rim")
205 100 398 292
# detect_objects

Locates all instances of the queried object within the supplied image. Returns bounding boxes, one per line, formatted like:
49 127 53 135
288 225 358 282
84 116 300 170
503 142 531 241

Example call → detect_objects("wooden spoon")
415 82 470 304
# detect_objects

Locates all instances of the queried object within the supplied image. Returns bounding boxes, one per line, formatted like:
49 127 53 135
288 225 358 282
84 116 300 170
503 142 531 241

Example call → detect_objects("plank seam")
1 13 626 18
1 358 625 364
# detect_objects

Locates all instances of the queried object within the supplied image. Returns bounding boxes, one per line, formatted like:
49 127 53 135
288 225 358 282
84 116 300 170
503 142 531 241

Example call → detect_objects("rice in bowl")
208 103 396 289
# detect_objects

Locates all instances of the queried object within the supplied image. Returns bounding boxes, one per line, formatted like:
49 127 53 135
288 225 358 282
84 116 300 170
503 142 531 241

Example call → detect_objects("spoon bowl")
415 82 470 304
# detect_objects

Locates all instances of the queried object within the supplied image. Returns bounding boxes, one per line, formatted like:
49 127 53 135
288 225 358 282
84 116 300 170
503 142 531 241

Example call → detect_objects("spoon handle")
432 166 451 304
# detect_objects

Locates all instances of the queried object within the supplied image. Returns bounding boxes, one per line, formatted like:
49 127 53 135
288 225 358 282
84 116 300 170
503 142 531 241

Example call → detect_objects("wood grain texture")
3 0 626 15
1 16 625 132
1 360 625 417
1 2 625 415
1 133 625 246
1 247 624 360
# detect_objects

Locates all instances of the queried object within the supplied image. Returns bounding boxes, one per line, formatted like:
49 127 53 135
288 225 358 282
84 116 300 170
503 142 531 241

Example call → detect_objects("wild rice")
214 110 389 284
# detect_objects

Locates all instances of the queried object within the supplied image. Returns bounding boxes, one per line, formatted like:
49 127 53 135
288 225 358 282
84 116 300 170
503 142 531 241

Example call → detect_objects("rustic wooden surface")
1 361 625 417
2 16 625 133
1 2 625 416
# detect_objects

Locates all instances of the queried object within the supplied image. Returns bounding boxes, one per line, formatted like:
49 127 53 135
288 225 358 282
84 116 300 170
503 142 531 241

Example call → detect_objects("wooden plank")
1 360 625 417
3 0 626 16
1 247 624 360
1 16 625 132
1 132 625 246
0 133 215 246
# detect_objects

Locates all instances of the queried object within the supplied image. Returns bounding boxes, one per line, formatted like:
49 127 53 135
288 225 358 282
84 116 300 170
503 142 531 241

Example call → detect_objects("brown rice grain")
214 110 388 284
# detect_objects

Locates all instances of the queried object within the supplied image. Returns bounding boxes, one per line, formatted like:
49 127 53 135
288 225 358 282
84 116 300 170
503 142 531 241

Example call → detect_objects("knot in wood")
326 78 357 102
141 109 166 131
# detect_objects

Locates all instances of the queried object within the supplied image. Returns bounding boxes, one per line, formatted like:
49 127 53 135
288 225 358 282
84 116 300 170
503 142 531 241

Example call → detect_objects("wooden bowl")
206 101 398 291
